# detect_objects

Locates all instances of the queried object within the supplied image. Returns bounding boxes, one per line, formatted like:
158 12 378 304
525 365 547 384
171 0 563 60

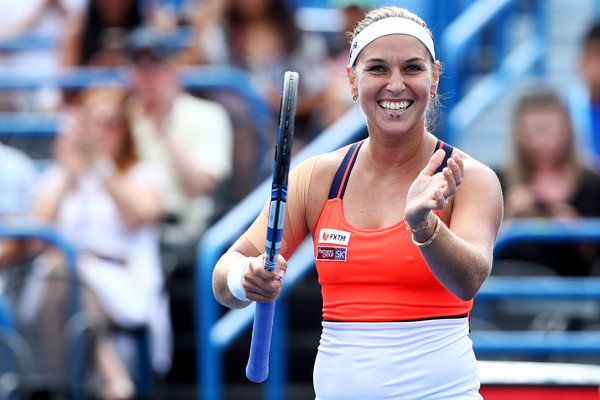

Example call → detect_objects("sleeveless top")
313 140 473 322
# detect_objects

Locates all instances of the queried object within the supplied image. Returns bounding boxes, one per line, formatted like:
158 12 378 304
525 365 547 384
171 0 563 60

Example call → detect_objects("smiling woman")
212 6 503 400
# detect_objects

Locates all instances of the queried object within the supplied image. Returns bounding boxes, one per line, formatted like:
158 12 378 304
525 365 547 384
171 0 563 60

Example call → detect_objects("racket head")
273 71 299 188
265 71 299 267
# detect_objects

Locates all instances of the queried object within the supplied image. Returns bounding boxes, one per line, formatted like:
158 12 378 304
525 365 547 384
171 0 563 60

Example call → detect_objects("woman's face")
348 34 438 139
517 107 570 166
87 98 127 158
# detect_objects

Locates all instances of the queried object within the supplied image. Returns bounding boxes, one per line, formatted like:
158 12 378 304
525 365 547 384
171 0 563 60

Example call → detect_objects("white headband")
349 17 435 66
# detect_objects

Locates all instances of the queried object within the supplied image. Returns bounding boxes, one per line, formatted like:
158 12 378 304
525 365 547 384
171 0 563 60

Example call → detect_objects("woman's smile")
378 99 413 117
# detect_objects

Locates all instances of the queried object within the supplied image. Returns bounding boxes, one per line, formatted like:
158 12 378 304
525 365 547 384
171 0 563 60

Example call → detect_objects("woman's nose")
387 69 406 93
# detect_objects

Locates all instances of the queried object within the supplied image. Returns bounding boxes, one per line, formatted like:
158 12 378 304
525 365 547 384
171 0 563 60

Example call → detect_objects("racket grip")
246 300 276 382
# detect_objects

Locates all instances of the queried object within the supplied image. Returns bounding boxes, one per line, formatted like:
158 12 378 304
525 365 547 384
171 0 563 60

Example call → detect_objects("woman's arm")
405 152 503 300
212 156 320 309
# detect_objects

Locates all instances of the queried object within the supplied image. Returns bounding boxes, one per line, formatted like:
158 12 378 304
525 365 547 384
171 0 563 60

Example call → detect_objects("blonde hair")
349 7 433 49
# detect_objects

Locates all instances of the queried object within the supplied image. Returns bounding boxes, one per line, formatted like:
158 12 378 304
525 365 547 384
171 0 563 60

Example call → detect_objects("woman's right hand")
242 254 287 303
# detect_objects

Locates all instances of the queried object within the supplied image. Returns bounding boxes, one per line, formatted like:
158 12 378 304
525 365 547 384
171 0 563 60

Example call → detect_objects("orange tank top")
314 140 473 322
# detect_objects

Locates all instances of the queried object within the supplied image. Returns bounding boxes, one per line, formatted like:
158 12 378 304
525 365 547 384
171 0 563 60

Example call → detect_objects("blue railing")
439 0 547 143
472 218 600 357
0 223 80 400
0 223 78 276
0 65 272 137
0 27 191 52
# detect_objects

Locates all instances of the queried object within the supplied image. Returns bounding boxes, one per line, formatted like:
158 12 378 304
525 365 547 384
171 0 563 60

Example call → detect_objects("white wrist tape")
227 257 251 301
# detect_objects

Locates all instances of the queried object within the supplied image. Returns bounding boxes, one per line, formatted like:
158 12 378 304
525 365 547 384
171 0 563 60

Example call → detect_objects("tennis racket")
246 71 299 383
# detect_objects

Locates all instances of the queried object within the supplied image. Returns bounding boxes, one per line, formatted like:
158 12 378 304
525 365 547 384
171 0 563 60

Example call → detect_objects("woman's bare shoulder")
295 144 355 231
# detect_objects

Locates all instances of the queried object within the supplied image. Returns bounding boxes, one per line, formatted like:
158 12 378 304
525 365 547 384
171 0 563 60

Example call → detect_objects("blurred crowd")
1 0 600 397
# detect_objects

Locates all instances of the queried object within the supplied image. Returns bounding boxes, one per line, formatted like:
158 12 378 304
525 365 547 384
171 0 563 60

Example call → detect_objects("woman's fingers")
243 255 287 302
442 153 464 200
420 148 447 177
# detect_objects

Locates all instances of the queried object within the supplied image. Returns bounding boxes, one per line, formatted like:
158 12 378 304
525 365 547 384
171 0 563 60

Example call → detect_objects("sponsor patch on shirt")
318 229 351 246
316 246 347 262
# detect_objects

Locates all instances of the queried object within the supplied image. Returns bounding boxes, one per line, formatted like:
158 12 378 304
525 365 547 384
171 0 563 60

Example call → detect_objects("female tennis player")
213 6 503 399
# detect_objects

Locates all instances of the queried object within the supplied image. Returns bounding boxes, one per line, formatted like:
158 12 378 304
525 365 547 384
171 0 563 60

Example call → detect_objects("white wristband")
227 257 251 301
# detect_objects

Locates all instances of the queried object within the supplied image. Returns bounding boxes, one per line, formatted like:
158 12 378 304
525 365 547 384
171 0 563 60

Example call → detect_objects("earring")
430 93 437 99
352 94 358 101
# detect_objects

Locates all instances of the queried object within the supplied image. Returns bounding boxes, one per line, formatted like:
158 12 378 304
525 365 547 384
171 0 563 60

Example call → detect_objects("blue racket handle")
246 300 276 382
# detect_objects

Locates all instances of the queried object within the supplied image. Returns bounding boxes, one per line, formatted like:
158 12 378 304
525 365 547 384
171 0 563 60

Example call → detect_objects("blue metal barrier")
196 107 366 400
472 217 600 356
0 223 78 277
493 217 600 256
0 223 81 399
472 330 600 354
0 27 190 52
0 65 273 142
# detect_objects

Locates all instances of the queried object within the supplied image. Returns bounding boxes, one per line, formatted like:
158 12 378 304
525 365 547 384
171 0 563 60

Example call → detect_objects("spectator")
567 20 600 169
60 0 143 67
127 26 234 265
32 87 171 399
320 0 375 127
497 87 600 276
189 0 328 133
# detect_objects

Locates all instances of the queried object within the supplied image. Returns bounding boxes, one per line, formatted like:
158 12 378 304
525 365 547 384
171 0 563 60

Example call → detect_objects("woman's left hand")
404 150 464 228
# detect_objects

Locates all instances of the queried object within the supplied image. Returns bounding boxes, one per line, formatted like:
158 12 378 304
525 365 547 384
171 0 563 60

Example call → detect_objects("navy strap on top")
434 139 454 175
328 140 364 200
328 139 454 200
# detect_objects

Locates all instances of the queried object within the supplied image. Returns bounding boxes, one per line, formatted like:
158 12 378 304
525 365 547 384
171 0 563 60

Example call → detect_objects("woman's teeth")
378 100 412 112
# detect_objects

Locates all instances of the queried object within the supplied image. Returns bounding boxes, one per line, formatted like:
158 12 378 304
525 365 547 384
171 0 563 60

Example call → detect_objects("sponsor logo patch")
316 246 347 262
318 229 351 246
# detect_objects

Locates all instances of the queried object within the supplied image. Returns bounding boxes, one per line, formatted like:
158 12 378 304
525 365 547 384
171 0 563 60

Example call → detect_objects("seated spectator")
567 20 600 169
126 26 234 265
497 87 600 276
32 87 171 399
320 0 374 127
60 0 143 67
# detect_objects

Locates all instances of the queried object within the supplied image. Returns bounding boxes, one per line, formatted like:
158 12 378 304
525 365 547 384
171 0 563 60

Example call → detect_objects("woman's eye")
406 65 422 73
368 65 385 72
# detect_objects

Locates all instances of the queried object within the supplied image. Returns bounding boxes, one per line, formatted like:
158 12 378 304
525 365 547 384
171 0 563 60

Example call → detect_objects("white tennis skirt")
313 317 482 400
